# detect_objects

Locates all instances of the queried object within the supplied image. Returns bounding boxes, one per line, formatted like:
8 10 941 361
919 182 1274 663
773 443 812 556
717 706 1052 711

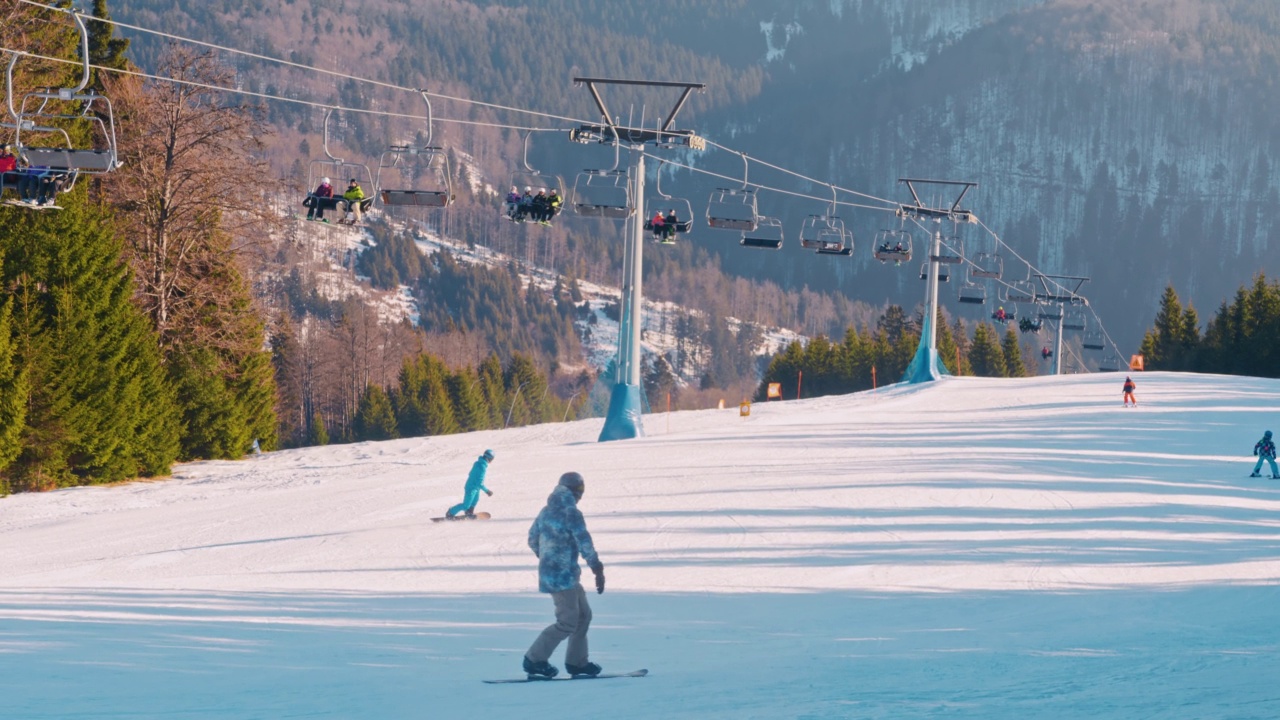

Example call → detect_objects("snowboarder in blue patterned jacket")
445 449 494 518
1251 430 1278 479
522 472 605 679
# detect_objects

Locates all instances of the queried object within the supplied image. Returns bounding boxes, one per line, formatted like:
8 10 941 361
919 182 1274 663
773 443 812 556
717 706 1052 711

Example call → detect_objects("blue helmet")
482 449 495 461
1266 431 1273 439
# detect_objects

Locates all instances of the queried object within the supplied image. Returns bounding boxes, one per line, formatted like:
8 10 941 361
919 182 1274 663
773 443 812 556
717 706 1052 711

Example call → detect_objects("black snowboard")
484 669 648 684
431 512 491 522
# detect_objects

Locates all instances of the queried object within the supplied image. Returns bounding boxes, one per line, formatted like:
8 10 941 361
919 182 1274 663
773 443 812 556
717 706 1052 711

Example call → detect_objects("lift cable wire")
15 0 594 128
9 3 1123 364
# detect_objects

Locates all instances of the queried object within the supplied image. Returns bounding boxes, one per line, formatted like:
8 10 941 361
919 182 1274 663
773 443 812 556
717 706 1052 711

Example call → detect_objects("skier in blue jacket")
522 472 605 679
445 449 494 518
1251 430 1278 479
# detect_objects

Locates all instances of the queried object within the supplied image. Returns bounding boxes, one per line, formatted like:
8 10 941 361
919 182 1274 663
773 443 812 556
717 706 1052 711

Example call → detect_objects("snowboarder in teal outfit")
522 471 605 680
445 449 495 518
1251 430 1278 479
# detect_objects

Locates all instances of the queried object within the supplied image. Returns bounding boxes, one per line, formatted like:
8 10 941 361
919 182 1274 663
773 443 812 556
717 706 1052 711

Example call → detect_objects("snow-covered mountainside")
3 371 1278 718
294 215 802 387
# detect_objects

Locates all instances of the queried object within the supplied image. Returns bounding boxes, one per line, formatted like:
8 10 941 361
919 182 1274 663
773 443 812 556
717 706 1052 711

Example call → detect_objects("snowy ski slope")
1 371 1278 718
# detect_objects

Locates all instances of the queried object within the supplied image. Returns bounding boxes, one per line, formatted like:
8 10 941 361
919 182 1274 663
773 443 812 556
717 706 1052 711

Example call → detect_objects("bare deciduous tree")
110 45 279 348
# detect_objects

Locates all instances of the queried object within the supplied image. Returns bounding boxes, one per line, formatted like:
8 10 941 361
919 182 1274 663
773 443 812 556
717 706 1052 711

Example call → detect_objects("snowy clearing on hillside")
2 372 1279 718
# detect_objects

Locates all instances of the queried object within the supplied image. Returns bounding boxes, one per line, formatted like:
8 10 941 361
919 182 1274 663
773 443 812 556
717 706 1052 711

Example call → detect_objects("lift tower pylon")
897 179 979 384
572 78 705 442
1031 274 1090 376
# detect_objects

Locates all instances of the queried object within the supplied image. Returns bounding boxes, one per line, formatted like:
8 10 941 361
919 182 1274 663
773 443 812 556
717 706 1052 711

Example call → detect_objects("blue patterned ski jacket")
1256 437 1277 459
528 485 600 593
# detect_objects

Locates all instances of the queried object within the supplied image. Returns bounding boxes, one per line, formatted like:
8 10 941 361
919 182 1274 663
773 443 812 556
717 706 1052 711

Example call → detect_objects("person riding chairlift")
307 176 334 222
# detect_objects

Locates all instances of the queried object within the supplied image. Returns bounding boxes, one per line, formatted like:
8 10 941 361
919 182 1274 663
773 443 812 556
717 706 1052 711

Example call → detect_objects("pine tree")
1002 326 1028 378
0 201 180 490
309 410 330 446
0 287 29 487
354 385 398 441
447 369 490 432
968 323 1007 377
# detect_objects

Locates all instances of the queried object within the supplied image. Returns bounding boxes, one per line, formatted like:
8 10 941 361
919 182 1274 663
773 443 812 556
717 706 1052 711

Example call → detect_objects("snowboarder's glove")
485 489 494 496
591 562 605 594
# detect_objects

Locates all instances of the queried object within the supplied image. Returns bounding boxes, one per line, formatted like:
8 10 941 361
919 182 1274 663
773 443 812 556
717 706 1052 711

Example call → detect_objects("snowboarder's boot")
523 656 558 679
1250 472 1262 478
566 661 602 678
464 510 476 519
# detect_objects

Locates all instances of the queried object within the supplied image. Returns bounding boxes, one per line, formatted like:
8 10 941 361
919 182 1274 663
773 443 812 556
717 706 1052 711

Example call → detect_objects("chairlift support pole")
575 77 705 442
1032 274 1089 376
898 179 978 384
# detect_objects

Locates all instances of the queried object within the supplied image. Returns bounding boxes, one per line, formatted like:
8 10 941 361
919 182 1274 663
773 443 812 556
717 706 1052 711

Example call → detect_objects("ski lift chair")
1083 329 1105 350
572 170 631 219
1005 280 1036 304
377 145 453 209
1063 306 1087 331
970 251 1003 280
931 235 963 264
958 281 987 305
921 262 951 283
814 225 854 256
307 158 376 221
303 108 377 222
8 14 121 180
643 159 693 242
643 200 693 243
739 216 783 250
1099 352 1120 372
992 305 1017 323
706 187 758 231
504 131 567 224
873 229 913 263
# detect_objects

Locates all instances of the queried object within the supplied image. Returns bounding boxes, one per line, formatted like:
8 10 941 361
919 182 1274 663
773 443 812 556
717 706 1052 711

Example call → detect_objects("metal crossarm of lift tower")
897 178 979 223
1032 274 1090 304
569 77 707 150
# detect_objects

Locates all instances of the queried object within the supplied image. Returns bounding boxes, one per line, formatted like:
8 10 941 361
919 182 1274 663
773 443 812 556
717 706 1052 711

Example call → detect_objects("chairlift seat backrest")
381 189 451 208
706 188 758 231
20 146 114 173
740 216 783 250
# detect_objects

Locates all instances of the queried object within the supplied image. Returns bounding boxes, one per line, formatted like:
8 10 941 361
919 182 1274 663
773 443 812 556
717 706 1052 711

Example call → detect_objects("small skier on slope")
1122 376 1137 407
445 449 495 519
1251 430 1278 479
522 472 605 679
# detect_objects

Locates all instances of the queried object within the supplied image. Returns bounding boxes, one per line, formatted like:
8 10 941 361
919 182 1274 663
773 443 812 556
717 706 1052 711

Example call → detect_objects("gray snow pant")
525 583 592 666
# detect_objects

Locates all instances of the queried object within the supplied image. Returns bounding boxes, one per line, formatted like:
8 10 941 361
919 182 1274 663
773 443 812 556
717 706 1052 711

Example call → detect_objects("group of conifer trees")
754 308 1030 401
1139 274 1280 378
1 4 275 494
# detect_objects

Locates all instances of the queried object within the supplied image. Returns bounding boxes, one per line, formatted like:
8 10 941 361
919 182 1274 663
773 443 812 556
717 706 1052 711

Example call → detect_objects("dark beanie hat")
558 472 585 490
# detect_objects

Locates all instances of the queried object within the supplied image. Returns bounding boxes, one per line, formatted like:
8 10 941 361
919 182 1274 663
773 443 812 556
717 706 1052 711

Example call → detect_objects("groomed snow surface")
2 371 1279 719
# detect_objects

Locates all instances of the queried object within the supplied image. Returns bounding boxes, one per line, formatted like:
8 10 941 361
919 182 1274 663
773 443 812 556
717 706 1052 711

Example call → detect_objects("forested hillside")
104 0 1280 354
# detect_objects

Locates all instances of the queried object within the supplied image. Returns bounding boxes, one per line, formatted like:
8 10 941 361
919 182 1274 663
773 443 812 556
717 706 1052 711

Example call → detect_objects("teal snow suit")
447 455 491 516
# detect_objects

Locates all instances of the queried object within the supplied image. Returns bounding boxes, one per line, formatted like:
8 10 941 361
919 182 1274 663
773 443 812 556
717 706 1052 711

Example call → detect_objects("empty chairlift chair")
740 216 784 250
1063 306 1088 332
931 235 963 265
921 262 951 283
814 224 854 256
377 145 453 209
1083 328 1106 350
958 281 986 305
970 252 1003 280
573 170 632 219
706 187 759 231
